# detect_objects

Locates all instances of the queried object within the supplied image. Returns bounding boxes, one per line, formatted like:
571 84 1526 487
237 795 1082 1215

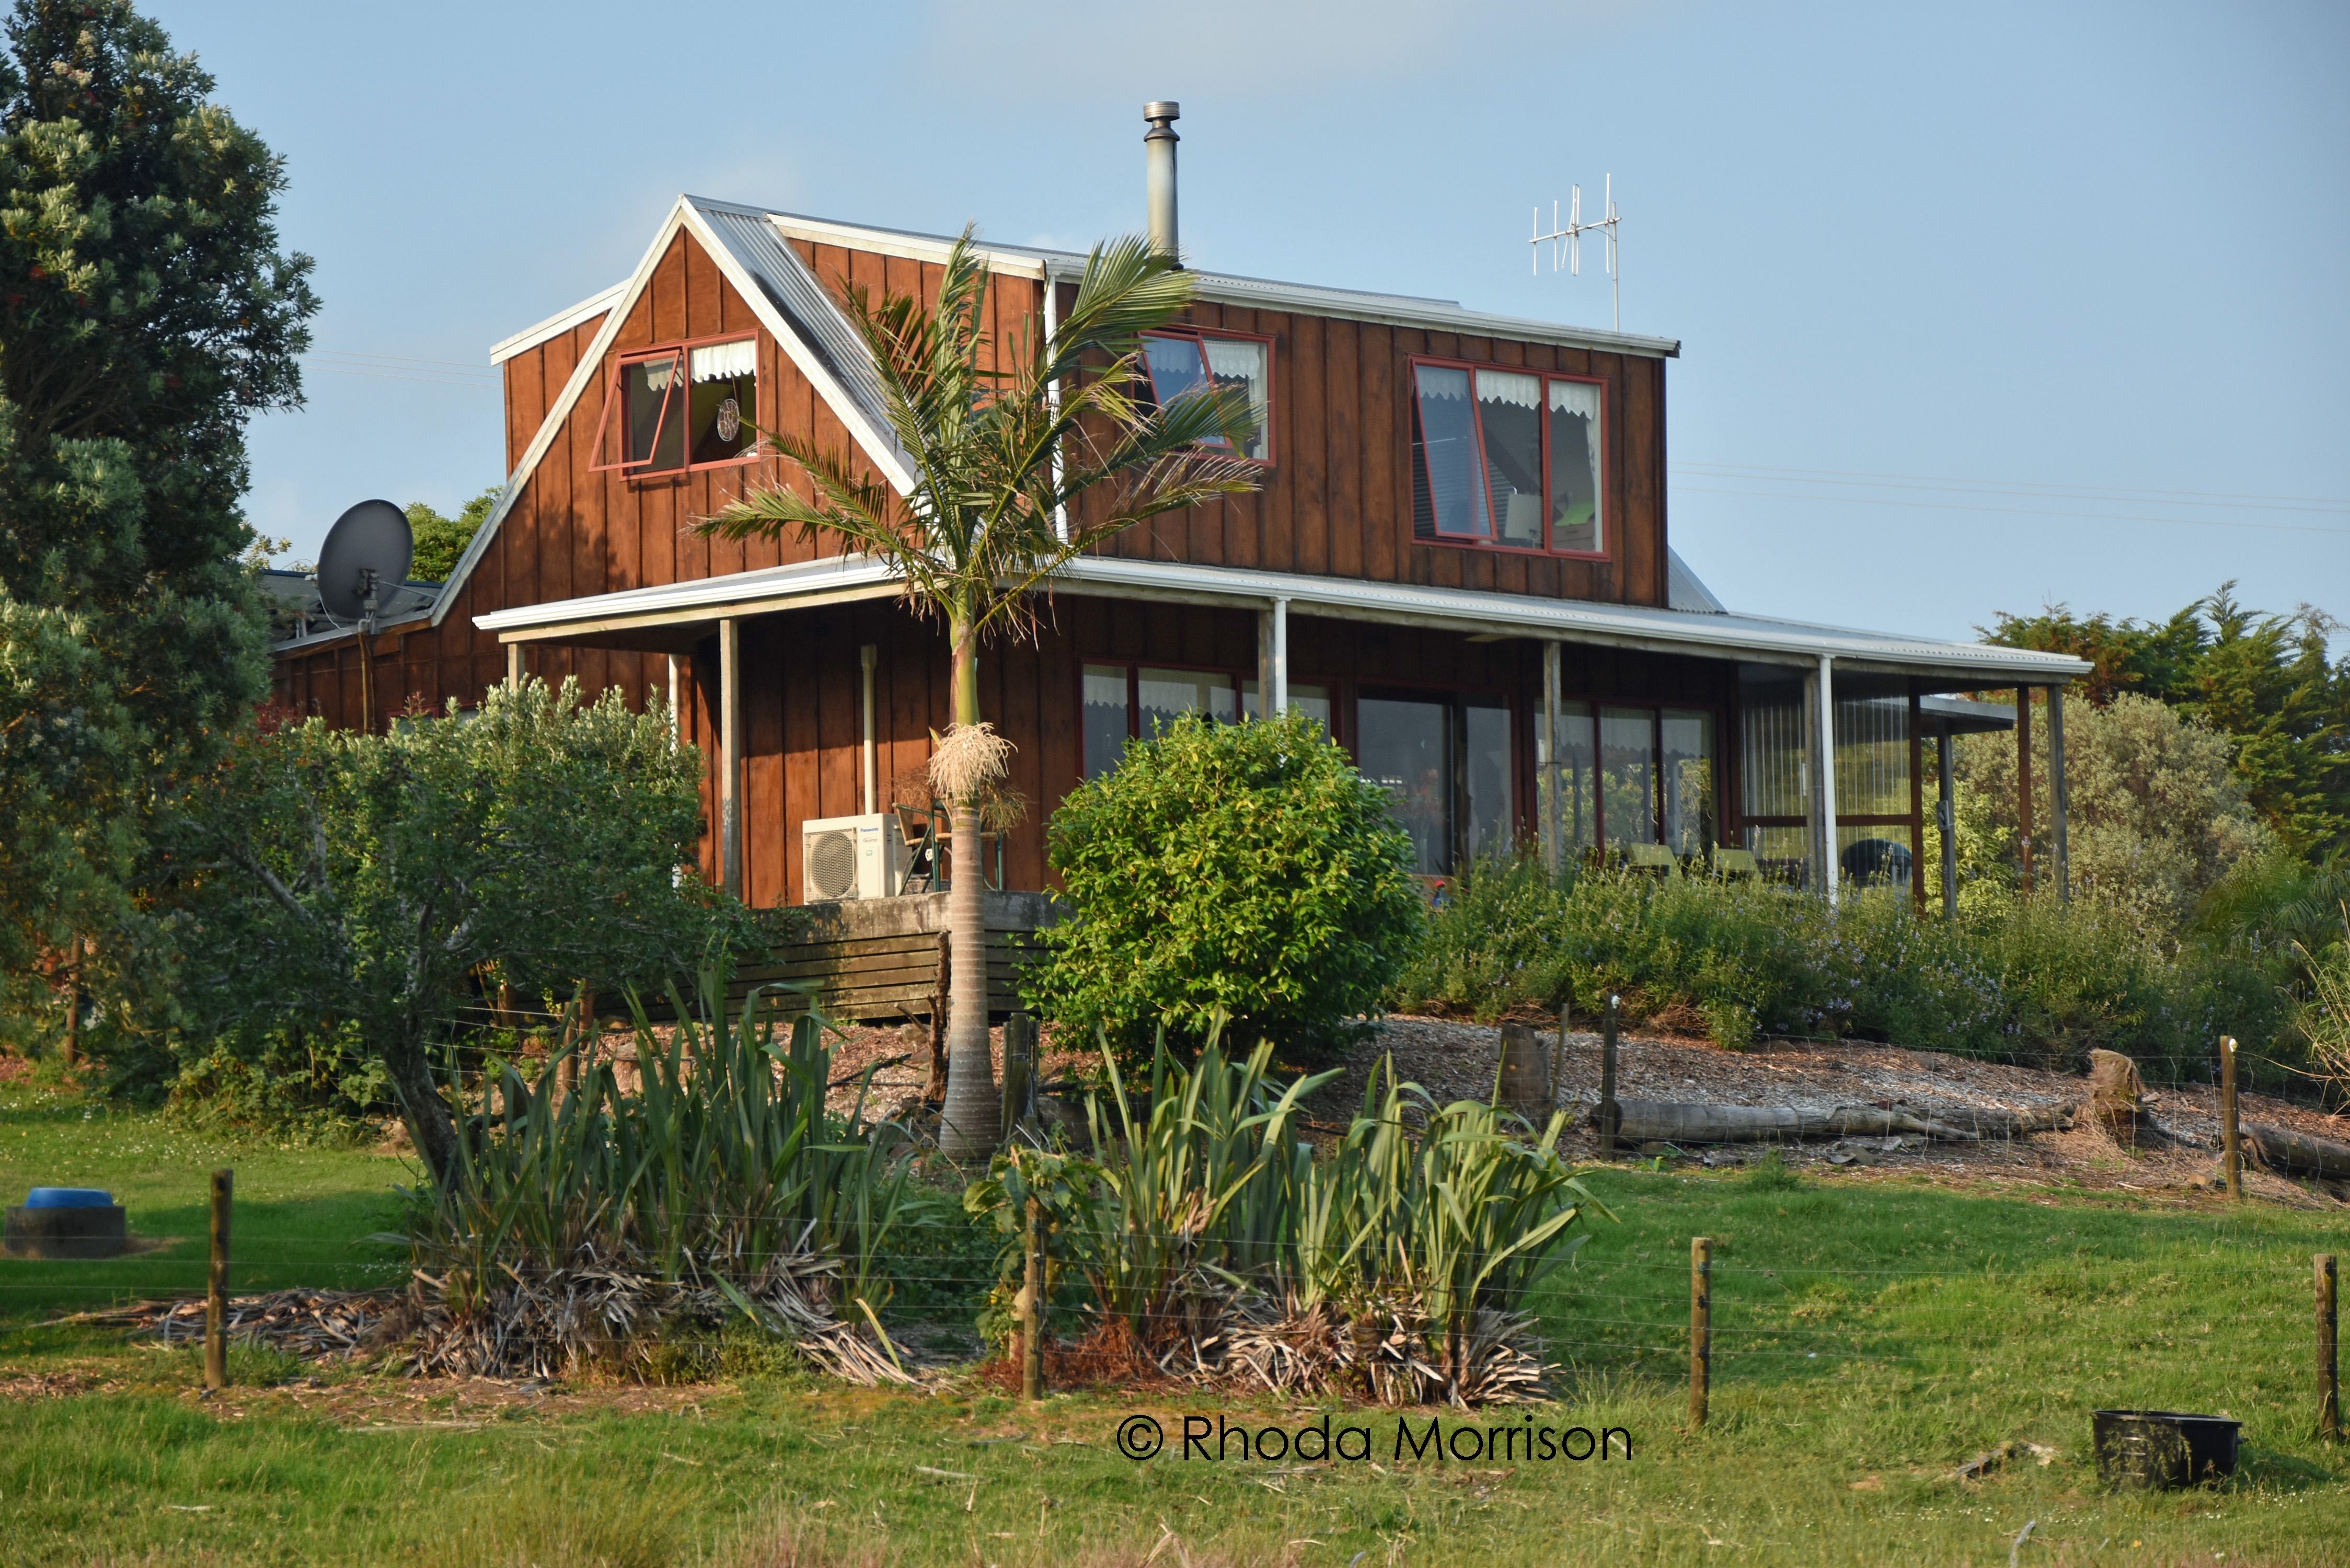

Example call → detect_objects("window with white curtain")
590 336 761 475
1411 358 1606 555
1141 329 1273 462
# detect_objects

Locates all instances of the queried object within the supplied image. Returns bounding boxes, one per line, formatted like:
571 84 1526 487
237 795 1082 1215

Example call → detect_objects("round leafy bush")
1023 711 1424 1061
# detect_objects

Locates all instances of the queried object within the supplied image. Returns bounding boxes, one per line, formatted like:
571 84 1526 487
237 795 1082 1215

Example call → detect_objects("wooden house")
271 107 2088 1008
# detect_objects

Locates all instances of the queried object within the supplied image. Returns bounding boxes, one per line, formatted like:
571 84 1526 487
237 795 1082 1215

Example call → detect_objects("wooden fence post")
2221 1036 2242 1201
1499 1022 1548 1114
2319 1253 2341 1443
205 1169 233 1391
1021 1194 1045 1402
1690 1236 1712 1431
1598 995 1621 1158
1551 1001 1570 1115
1001 1013 1036 1139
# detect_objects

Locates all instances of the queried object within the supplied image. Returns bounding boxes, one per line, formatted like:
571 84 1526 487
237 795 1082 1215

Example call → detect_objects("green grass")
3 1078 2347 1565
0 1070 410 1317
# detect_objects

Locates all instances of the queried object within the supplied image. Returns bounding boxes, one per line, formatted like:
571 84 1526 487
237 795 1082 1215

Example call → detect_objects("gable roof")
431 193 1683 632
428 195 916 628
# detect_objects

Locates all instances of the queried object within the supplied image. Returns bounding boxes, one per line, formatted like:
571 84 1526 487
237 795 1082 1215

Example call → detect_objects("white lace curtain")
690 339 756 383
1547 379 1600 424
1476 369 1542 409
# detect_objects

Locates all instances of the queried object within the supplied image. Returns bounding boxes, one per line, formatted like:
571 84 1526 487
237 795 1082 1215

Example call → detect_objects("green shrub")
1393 852 1570 1018
1399 854 2248 1079
161 1018 390 1141
1023 711 1424 1062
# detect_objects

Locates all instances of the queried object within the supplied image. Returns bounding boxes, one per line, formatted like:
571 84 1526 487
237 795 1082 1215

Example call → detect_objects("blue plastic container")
24 1187 115 1209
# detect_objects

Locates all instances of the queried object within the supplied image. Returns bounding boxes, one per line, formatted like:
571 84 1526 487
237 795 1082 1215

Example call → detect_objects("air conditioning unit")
801 812 907 903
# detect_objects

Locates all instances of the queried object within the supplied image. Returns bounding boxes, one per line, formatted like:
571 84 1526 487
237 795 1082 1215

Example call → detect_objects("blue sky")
156 0 2348 643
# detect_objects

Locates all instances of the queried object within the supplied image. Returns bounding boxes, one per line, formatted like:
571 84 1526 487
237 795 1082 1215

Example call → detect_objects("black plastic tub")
4 1204 127 1259
2092 1410 2241 1490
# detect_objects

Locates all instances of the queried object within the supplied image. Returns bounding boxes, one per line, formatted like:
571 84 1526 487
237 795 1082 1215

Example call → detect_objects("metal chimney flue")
1143 101 1180 263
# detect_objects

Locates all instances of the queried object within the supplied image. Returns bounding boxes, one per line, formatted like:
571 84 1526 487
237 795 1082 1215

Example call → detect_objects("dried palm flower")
928 721 1014 804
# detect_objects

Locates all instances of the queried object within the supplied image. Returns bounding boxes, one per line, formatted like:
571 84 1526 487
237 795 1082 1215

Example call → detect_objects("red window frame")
587 332 763 477
1140 326 1277 467
1407 354 1608 560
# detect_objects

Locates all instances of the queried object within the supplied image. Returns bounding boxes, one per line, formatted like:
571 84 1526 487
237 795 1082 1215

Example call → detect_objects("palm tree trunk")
938 621 1000 1157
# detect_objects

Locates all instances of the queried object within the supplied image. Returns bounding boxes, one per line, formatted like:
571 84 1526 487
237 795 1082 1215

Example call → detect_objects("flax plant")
696 232 1264 1156
1073 1021 1335 1335
410 968 919 1321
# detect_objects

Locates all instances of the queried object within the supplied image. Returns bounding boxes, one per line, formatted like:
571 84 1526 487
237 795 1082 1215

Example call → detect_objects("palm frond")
690 222 1266 656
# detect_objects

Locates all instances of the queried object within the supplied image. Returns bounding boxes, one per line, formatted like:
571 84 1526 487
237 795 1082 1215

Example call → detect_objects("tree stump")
2087 1048 2149 1145
1498 1022 1552 1114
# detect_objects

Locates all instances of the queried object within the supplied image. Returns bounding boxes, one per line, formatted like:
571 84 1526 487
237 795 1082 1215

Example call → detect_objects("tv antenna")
1531 176 1621 330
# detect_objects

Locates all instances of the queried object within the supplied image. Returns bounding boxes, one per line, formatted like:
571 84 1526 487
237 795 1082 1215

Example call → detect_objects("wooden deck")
717 891 1058 1023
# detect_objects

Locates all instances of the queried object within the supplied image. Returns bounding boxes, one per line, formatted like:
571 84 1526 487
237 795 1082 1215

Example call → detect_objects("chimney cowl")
1144 101 1180 262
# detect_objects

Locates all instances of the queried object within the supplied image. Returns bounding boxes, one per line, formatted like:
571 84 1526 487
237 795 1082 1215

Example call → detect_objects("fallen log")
1606 1098 2076 1147
2247 1122 2350 1181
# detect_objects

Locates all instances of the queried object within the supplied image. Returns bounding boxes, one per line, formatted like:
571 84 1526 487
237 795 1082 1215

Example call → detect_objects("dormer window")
1140 328 1273 463
1409 358 1605 557
590 335 759 475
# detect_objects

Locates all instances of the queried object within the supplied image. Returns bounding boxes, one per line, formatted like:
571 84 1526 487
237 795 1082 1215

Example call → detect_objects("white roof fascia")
489 282 626 366
770 213 1050 281
1045 559 2088 681
678 200 918 495
770 212 1680 361
474 553 2091 684
432 199 921 628
477 555 902 642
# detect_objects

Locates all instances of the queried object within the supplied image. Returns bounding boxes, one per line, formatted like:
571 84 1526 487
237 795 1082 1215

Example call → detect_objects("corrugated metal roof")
687 199 908 469
764 209 1681 360
1667 548 1727 615
476 553 2091 686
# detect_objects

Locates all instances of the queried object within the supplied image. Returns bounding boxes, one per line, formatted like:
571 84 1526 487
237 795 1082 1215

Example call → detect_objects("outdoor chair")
1710 846 1759 880
894 803 942 894
1623 843 1680 878
892 800 1005 894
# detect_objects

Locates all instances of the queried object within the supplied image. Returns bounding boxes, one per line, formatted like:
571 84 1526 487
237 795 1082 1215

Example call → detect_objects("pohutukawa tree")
698 232 1263 1156
0 0 317 1043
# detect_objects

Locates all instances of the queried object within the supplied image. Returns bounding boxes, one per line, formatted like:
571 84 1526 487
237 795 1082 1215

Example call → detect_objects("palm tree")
698 231 1263 1156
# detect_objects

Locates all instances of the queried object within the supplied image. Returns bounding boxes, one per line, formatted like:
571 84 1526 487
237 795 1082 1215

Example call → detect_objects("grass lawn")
3 1076 2346 1565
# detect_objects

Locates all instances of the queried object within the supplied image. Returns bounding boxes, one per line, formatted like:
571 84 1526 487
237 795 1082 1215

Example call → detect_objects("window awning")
473 554 2092 689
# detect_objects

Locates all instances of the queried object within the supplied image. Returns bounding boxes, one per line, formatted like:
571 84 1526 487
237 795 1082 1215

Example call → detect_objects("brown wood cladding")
1072 289 1667 608
271 224 1683 907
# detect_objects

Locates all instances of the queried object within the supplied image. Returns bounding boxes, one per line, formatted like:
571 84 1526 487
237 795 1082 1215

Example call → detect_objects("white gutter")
476 552 2092 684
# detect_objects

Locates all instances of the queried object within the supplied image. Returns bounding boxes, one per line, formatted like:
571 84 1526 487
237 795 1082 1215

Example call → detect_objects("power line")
303 349 499 391
1671 460 2349 515
1671 483 2350 537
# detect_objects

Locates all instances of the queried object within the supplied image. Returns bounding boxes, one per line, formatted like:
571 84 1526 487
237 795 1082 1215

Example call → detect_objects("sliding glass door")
1550 700 1719 860
1357 690 1514 877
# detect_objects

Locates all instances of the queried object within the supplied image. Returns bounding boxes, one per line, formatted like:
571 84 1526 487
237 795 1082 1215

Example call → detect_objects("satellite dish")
316 500 414 621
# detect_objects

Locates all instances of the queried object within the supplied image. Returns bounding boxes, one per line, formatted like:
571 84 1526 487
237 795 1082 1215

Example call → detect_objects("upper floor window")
1141 329 1274 463
1409 359 1603 556
590 336 759 476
